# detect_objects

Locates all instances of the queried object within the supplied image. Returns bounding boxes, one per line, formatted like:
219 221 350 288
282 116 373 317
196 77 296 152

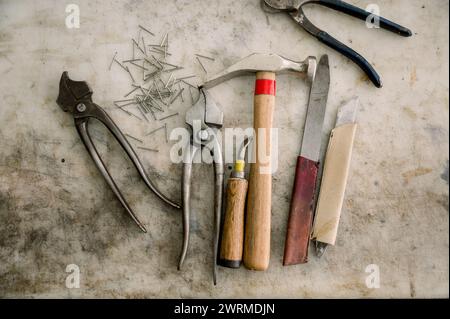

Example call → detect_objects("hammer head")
201 53 316 89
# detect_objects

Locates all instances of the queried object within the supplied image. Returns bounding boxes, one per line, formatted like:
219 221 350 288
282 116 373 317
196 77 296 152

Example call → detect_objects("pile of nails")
108 25 216 151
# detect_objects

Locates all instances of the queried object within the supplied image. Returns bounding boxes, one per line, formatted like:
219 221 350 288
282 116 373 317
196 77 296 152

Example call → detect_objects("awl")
283 55 330 266
312 98 358 257
219 138 252 268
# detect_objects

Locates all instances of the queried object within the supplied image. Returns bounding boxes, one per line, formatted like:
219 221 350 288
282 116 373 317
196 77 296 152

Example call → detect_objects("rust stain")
402 167 433 184
410 66 417 86
402 107 417 120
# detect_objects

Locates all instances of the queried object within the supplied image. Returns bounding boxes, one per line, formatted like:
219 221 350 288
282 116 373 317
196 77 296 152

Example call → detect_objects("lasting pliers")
262 0 412 88
56 72 181 233
178 88 224 284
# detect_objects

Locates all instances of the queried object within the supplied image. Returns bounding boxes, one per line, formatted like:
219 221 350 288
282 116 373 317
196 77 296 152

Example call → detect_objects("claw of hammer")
201 53 315 89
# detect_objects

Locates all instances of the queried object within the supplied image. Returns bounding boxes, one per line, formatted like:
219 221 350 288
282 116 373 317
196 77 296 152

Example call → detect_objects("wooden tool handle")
283 156 319 266
219 178 248 268
244 71 276 271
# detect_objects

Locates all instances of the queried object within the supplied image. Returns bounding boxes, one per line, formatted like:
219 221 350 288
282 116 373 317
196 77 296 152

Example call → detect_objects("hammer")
201 53 316 270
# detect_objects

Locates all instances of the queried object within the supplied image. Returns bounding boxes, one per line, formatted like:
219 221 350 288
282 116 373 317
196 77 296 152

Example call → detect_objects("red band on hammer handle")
254 79 276 96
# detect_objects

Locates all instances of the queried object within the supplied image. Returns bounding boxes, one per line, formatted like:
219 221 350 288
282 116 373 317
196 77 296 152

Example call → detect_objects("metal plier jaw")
179 89 224 285
56 72 181 233
262 0 412 88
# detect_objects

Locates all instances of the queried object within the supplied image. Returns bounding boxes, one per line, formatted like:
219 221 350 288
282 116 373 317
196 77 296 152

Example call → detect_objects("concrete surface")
0 0 448 298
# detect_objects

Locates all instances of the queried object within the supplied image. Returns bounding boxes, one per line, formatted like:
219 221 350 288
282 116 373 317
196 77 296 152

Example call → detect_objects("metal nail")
145 125 165 136
159 112 179 121
160 32 168 46
139 25 155 36
114 58 129 72
165 73 174 88
130 111 143 121
123 58 142 63
169 89 184 105
148 107 157 120
142 36 147 56
178 83 184 102
138 146 159 152
165 123 168 143
196 57 207 74
115 101 136 107
150 47 172 56
177 75 196 81
124 86 140 97
181 79 197 88
155 85 165 104
125 133 143 143
126 66 135 83
189 86 194 104
136 98 150 123
129 61 149 70
109 52 117 70
115 105 132 116
132 38 145 55
114 98 135 103
170 76 177 92
195 54 215 61
151 55 164 69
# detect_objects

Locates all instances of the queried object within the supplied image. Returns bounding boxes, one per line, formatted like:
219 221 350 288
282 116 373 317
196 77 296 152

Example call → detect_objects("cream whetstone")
311 123 357 245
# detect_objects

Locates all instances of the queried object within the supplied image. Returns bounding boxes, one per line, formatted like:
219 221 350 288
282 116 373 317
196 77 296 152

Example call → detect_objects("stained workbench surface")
0 0 448 298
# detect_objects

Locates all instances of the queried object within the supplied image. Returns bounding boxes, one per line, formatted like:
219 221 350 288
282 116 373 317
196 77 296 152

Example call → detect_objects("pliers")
56 72 181 233
178 88 224 284
262 0 412 88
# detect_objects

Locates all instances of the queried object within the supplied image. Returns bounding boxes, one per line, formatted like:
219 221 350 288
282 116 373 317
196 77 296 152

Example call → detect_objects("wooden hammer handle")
244 71 275 271
219 178 248 268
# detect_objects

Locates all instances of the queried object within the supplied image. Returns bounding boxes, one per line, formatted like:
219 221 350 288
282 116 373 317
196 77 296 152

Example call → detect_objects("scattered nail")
164 123 168 143
139 25 155 36
145 125 165 136
126 66 136 83
189 86 194 104
114 58 128 72
124 86 140 98
169 89 184 105
196 57 207 74
129 61 149 70
177 75 196 80
181 79 197 88
132 38 145 55
195 53 215 61
160 32 168 47
123 58 142 63
138 146 159 152
159 112 179 121
125 133 143 143
109 52 117 70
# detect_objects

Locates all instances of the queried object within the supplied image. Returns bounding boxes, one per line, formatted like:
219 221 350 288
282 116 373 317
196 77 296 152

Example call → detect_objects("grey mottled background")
0 0 448 298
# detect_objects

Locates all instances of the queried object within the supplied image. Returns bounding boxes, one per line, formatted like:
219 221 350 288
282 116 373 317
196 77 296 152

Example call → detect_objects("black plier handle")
57 72 181 233
263 0 412 88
